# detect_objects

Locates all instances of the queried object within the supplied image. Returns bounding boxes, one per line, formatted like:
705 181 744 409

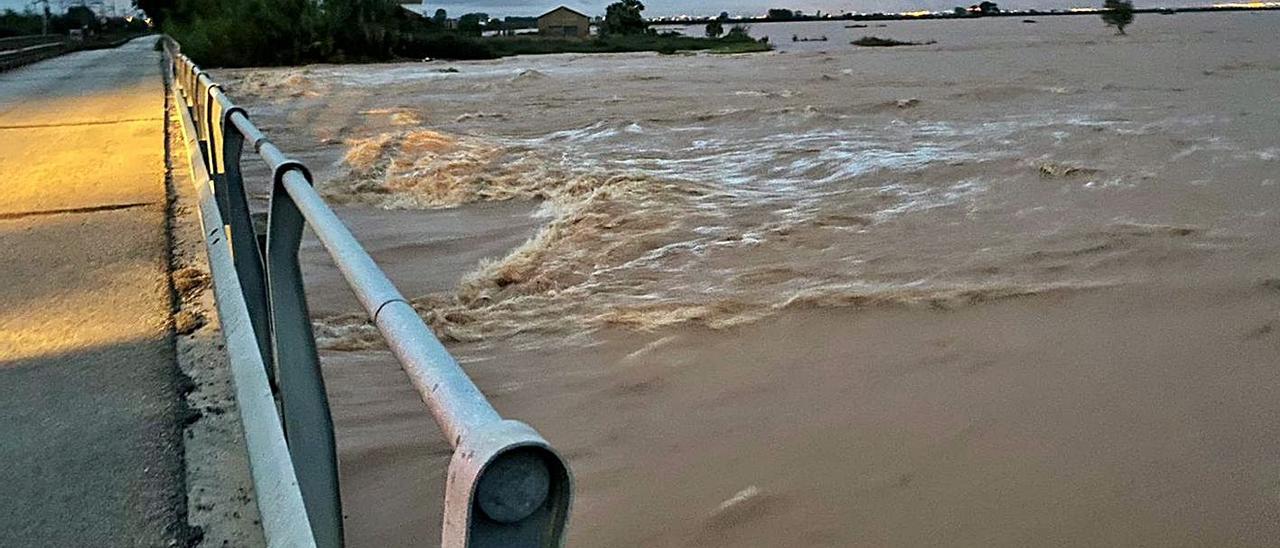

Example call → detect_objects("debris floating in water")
1038 163 1100 178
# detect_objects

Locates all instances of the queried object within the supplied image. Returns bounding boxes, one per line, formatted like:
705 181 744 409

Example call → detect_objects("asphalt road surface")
0 37 194 546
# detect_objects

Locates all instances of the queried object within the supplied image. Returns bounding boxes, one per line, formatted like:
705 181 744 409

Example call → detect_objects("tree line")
0 7 148 39
139 0 428 66
138 0 767 67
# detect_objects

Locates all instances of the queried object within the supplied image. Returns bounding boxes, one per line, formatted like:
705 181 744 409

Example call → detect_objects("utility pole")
34 0 51 35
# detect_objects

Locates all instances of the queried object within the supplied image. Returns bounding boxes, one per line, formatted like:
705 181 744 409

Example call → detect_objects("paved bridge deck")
0 38 192 545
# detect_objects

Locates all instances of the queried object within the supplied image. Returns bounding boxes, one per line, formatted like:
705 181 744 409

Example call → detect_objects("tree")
601 0 646 36
134 0 176 27
718 11 730 20
316 0 405 59
0 10 45 37
64 5 99 32
432 8 446 25
705 19 723 38
457 12 487 36
153 0 493 67
1101 0 1134 34
767 8 795 20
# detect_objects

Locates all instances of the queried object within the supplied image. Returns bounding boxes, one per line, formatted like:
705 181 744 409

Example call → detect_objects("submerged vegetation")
139 0 767 68
852 36 938 47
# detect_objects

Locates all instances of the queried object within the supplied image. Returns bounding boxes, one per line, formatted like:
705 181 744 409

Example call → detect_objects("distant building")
400 3 428 17
538 6 590 38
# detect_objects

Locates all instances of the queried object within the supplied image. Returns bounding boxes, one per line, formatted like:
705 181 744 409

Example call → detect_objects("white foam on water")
310 105 1236 347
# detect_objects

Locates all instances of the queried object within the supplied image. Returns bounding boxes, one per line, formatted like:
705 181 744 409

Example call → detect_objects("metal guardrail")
0 40 67 72
169 73 319 547
0 34 155 72
0 34 59 48
164 38 572 548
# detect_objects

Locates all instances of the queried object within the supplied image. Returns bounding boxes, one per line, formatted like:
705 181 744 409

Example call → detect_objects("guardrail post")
212 105 275 379
183 63 195 108
193 70 209 160
205 85 226 214
203 80 221 178
265 161 343 548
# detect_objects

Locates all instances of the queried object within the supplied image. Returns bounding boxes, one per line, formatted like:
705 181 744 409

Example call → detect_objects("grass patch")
711 40 773 54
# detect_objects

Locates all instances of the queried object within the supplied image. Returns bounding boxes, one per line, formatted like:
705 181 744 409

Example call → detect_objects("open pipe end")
475 447 553 523
444 421 573 547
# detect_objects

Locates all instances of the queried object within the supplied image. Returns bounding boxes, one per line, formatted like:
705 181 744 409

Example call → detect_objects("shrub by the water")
1101 0 1135 34
398 31 496 60
705 20 724 38
726 24 755 42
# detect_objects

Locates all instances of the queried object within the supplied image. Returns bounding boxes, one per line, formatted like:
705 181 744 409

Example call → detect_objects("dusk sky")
0 0 1212 18
0 0 136 15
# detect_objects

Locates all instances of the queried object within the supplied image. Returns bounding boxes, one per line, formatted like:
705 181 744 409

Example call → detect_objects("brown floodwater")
216 12 1280 546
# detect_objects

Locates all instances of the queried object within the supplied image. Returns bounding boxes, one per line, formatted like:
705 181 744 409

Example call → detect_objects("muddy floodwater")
217 12 1280 547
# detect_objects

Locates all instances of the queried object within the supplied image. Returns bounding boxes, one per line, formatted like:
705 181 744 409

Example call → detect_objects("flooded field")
217 12 1280 547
